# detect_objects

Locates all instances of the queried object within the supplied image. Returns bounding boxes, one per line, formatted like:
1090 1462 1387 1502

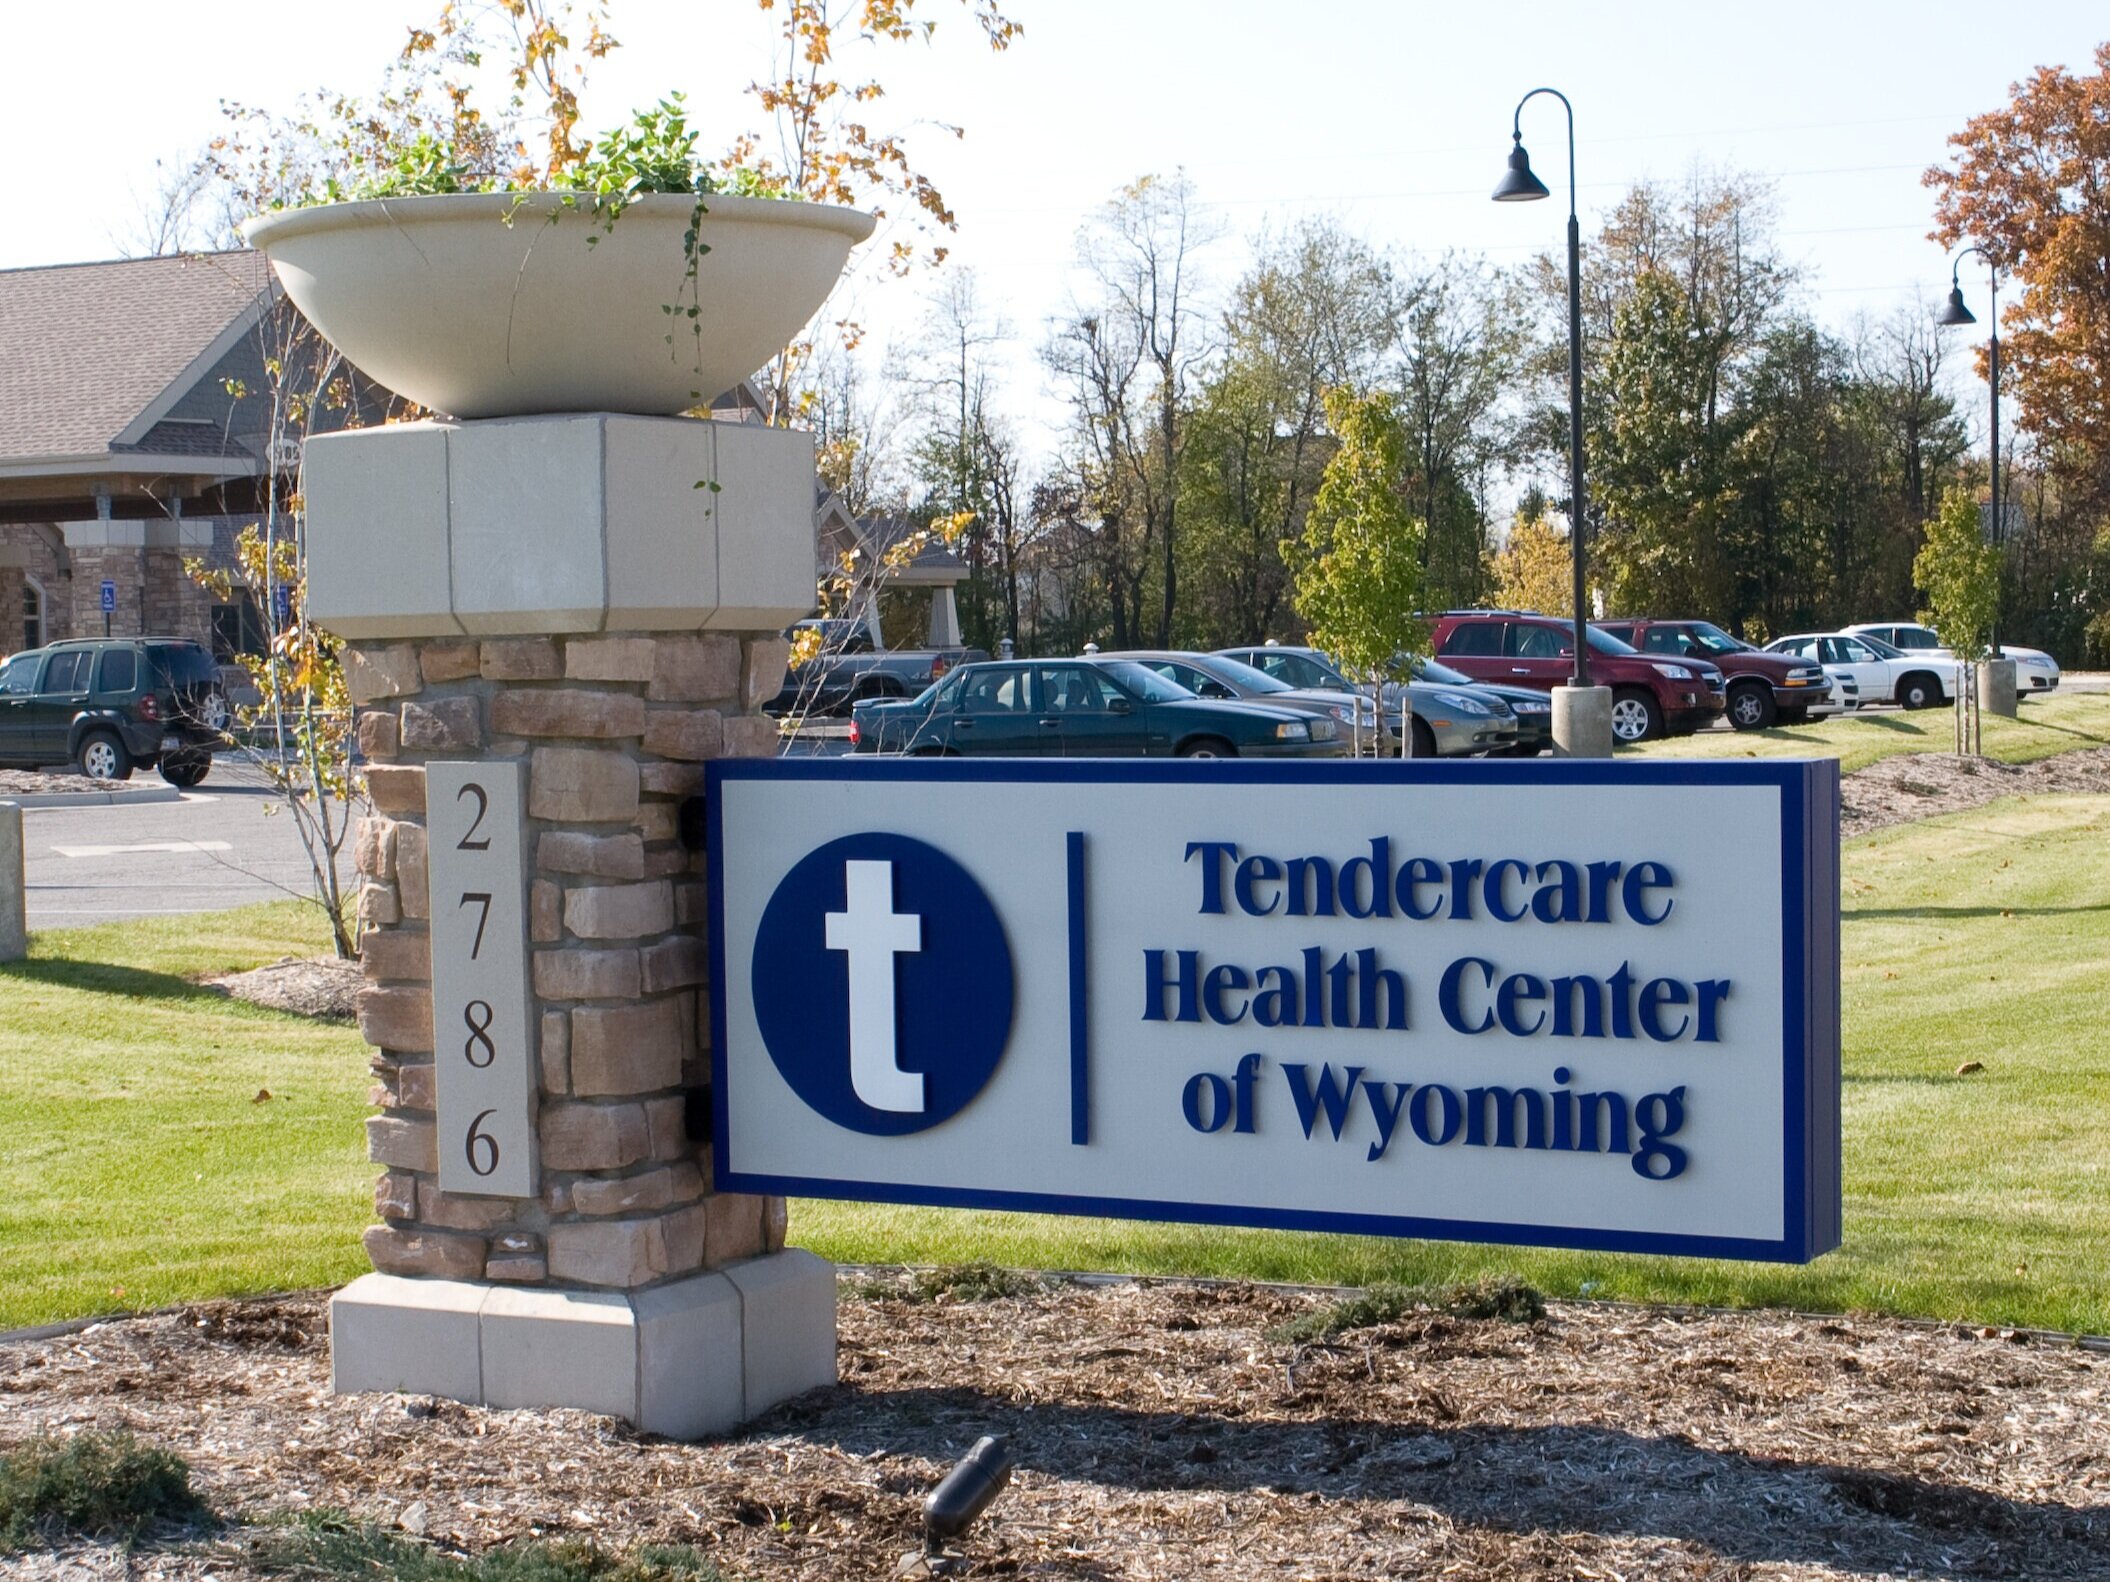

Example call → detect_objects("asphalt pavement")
17 758 345 929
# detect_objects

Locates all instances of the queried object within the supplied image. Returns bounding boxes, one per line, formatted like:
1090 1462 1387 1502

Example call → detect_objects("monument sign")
711 758 1843 1263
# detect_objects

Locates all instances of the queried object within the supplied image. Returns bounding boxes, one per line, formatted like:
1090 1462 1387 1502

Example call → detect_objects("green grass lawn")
798 793 2110 1336
1635 687 2110 773
5 796 2108 1336
0 903 372 1331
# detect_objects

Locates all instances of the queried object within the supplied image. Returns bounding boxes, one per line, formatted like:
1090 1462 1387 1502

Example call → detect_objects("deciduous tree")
1287 389 1426 723
1928 44 2110 507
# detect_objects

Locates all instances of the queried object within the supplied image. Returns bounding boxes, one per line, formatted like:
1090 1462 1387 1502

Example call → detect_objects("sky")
10 0 2106 473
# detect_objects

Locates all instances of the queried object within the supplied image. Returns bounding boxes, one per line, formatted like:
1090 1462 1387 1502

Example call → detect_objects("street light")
1935 246 2004 670
1495 88 1593 706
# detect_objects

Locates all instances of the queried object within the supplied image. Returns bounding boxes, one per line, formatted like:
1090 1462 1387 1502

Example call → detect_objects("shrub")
0 1431 209 1551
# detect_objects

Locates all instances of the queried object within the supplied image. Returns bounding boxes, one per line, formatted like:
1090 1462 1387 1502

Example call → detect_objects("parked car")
1101 650 1390 750
1214 643 1543 758
849 658 1345 758
1593 617 1832 730
765 618 989 716
1761 632 1962 710
1843 622 2061 695
0 636 228 784
1426 612 1727 744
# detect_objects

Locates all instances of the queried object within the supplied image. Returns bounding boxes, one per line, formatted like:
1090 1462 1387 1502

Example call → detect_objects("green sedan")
849 658 1345 758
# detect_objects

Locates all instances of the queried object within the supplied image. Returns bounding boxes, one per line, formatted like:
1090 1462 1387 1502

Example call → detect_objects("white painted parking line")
48 840 235 858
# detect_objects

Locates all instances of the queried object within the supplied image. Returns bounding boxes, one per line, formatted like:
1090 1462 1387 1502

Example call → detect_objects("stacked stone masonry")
350 631 794 1293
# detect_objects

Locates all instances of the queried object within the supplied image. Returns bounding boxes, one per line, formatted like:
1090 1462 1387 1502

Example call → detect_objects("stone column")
311 414 832 1438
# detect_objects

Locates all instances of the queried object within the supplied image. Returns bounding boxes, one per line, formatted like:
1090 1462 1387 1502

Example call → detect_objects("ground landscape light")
921 1435 1013 1555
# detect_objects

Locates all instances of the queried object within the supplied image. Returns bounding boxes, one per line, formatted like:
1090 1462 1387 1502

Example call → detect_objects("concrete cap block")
708 425 820 629
450 416 609 634
479 1284 638 1418
722 1248 837 1416
633 1271 746 1439
306 424 463 639
603 416 721 628
329 1272 486 1401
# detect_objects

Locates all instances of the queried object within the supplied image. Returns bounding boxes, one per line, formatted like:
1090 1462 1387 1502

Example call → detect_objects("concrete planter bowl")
243 191 876 419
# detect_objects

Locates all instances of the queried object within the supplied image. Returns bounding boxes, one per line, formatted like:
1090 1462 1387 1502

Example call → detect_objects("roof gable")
0 251 272 465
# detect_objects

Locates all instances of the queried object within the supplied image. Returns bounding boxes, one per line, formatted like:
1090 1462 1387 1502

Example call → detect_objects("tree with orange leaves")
1926 44 2110 502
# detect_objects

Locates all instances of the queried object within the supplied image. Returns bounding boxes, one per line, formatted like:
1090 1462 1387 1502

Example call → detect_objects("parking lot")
15 758 341 929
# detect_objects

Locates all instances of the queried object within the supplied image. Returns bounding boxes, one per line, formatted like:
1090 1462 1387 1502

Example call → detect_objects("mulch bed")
0 770 132 799
2 1280 2105 1579
204 956 363 1021
1841 746 2110 836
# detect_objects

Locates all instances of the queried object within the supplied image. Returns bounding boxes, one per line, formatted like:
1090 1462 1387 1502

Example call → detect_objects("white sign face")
711 760 1841 1262
427 760 537 1197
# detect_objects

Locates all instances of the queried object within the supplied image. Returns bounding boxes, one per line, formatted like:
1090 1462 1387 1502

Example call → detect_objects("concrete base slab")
330 1250 836 1438
1552 685 1615 759
1978 658 2019 718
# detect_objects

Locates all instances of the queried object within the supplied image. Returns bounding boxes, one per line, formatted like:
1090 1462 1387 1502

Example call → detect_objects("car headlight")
1513 698 1550 714
1787 667 1824 684
1652 662 1694 680
1431 689 1494 716
1274 720 1313 741
1327 702 1356 723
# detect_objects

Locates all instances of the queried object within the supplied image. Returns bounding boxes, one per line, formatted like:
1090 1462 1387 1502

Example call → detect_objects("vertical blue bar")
1067 830 1089 1146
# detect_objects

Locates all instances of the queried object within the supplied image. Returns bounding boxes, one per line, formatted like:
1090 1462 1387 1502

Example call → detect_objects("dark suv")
0 638 228 784
1593 618 1832 730
1427 611 1726 743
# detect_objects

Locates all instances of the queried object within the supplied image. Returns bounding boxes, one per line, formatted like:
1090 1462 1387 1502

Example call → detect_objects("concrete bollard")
0 803 24 963
1552 685 1615 759
1977 657 2018 719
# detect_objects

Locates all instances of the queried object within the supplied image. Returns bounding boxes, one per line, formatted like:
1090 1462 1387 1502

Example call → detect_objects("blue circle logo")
752 833 1014 1135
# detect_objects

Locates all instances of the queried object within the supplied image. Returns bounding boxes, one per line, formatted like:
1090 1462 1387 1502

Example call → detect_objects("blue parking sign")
273 584 294 626
99 580 116 614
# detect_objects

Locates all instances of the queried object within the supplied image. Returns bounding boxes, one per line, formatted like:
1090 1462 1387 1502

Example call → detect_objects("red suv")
1593 618 1832 730
1427 611 1726 743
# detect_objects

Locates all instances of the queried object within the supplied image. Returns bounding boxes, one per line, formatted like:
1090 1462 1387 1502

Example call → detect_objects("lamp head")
1935 285 1976 327
1492 135 1551 202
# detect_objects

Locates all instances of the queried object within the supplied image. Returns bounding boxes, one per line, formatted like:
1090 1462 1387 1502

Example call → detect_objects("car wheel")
1177 737 1237 759
910 745 945 757
1410 718 1437 758
1728 683 1777 730
159 751 211 788
1609 689 1663 745
76 729 133 782
199 689 232 734
1898 673 1944 710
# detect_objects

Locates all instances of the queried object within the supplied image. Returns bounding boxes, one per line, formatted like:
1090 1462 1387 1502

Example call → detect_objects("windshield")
1409 655 1476 686
1198 655 1293 694
1099 661 1193 702
1684 621 1752 654
1855 633 1903 659
1584 626 1638 655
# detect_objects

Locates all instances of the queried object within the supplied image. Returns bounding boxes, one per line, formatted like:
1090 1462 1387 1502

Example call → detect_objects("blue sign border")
707 757 1843 1264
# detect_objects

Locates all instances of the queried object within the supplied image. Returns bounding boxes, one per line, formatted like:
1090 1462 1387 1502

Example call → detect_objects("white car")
1844 622 2060 696
1763 632 1962 711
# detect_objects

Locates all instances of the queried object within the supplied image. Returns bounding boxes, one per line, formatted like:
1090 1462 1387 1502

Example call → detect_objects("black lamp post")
1935 246 2002 661
1495 87 1589 689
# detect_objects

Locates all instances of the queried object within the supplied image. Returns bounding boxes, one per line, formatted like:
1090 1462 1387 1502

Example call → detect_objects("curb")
0 786 185 811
